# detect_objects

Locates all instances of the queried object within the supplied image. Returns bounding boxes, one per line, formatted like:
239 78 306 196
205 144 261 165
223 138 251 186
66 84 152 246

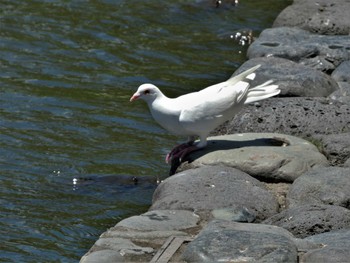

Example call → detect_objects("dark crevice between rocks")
252 175 291 184
260 42 280 47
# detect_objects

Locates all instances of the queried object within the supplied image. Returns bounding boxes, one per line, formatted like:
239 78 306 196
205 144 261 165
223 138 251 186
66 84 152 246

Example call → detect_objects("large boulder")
331 61 350 83
263 204 350 238
247 27 350 72
151 165 279 221
214 97 350 139
273 0 350 35
232 57 338 97
287 167 350 208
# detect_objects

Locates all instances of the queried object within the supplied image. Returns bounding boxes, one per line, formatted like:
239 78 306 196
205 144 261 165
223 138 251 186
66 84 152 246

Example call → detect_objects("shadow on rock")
170 136 289 175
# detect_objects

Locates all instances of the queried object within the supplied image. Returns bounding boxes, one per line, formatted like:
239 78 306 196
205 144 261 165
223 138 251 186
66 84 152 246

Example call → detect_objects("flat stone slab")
263 204 350 238
116 210 199 231
287 166 350 208
178 133 328 182
152 165 278 221
182 220 297 263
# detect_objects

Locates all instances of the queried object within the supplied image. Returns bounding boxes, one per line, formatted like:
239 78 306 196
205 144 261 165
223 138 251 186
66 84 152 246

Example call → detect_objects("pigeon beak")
130 93 140 102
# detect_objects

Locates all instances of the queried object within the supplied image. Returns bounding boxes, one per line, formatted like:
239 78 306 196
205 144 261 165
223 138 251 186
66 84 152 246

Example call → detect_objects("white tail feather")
244 80 280 104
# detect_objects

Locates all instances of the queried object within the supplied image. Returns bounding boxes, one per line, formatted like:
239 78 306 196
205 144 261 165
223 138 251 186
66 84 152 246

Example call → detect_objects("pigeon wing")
178 83 247 135
177 64 260 134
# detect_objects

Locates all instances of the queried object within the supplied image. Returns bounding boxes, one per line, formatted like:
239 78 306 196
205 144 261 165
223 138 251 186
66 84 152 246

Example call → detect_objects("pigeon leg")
174 145 202 162
166 136 208 163
165 141 194 163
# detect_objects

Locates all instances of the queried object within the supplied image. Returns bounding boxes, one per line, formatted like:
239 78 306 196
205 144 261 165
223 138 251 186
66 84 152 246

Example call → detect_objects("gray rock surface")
247 27 350 72
214 97 350 139
287 167 350 209
263 204 350 238
232 57 338 97
178 133 328 182
182 220 298 263
116 210 199 231
151 165 278 221
314 133 350 165
273 0 350 35
302 230 350 263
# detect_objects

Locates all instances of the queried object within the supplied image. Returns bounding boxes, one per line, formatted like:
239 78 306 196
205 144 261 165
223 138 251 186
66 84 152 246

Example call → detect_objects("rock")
331 61 350 82
232 57 338 97
328 82 350 104
329 61 350 103
287 166 350 208
177 133 328 182
315 133 350 165
116 210 199 231
345 158 350 167
262 204 350 238
151 166 278 221
273 0 350 35
302 230 350 263
214 97 350 139
80 250 124 263
181 220 298 263
247 27 350 72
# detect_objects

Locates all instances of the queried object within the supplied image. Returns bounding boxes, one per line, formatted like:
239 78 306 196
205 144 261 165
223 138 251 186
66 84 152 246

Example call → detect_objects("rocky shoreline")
81 0 350 262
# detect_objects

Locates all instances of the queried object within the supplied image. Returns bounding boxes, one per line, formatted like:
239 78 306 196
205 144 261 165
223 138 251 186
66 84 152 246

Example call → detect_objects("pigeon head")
130 84 163 103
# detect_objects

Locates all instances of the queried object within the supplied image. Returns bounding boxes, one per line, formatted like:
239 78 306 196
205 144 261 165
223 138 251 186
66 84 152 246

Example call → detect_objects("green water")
0 0 291 261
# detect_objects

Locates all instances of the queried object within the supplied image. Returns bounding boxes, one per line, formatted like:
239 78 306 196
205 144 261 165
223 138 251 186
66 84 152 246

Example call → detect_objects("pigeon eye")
144 89 150 95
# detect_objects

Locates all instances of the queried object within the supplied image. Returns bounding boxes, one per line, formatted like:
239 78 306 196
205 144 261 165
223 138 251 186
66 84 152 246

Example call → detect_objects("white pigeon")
130 64 280 163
